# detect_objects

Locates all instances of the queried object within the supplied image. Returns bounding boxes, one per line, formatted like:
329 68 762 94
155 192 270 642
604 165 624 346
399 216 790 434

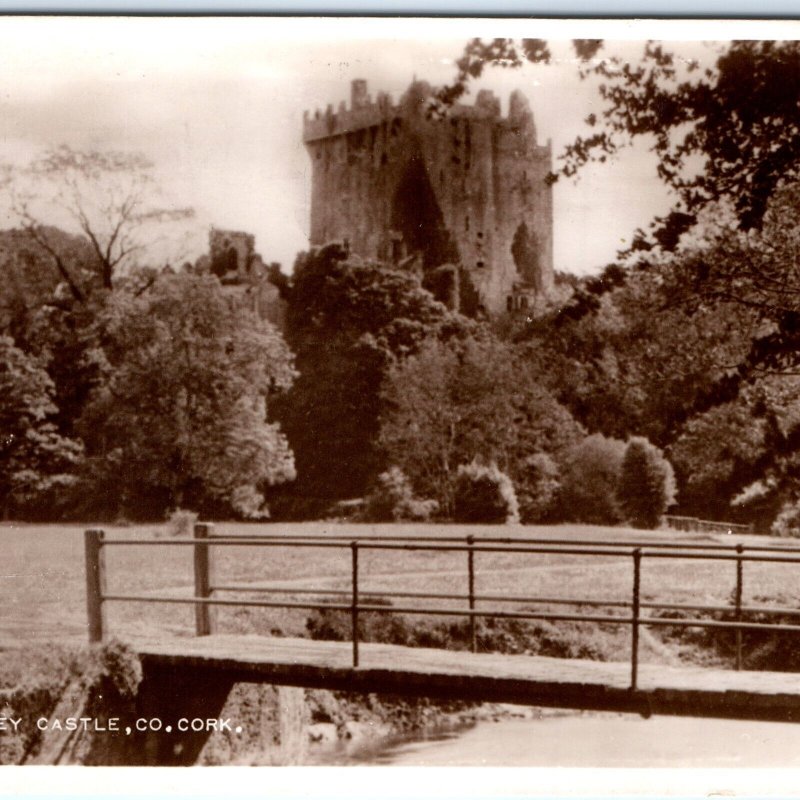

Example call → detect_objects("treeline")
1 226 296 521
273 182 800 533
0 217 796 532
7 166 800 531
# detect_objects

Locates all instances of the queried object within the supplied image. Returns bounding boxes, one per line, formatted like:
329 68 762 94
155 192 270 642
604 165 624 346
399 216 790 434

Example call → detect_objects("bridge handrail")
97 536 800 563
203 530 800 554
84 525 800 690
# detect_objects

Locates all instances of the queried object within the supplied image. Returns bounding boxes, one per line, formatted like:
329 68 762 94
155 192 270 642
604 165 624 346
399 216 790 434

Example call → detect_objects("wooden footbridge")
83 525 800 762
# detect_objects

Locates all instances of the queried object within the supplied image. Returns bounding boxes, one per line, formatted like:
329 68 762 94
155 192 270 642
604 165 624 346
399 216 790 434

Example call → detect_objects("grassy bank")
3 520 794 653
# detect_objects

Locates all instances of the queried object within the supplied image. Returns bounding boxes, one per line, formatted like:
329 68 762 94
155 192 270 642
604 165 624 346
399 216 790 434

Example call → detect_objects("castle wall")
303 80 553 315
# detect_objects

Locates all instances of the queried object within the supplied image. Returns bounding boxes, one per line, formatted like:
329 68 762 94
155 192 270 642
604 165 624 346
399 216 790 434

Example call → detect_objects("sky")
0 17 794 276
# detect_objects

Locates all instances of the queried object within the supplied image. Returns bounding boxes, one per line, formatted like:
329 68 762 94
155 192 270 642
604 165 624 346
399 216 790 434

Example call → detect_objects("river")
310 710 800 767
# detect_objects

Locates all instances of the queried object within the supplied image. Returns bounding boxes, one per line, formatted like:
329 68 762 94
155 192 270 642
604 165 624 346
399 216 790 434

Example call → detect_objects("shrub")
305 603 621 661
453 460 519 524
362 467 438 522
166 508 198 537
771 501 800 537
230 485 270 520
558 434 626 524
617 437 677 529
516 453 560 524
306 596 415 645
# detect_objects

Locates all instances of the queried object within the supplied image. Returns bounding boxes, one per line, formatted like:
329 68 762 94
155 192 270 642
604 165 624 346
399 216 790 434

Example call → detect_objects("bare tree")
6 145 194 301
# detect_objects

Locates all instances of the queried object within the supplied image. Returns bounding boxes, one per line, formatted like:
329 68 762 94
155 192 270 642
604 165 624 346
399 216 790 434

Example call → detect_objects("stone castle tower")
303 79 553 315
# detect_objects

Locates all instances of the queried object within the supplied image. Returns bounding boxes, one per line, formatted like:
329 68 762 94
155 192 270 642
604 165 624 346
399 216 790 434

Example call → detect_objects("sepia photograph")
4 14 800 778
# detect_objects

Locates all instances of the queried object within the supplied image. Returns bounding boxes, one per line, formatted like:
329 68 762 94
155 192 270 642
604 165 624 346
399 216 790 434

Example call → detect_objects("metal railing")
84 524 800 690
664 514 754 535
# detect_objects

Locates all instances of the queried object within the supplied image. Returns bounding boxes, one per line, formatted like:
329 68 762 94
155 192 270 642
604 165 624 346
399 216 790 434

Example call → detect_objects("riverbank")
0 640 495 765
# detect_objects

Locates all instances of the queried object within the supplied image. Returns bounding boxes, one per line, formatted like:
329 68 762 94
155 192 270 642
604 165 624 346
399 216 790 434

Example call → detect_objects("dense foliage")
379 335 583 516
0 336 82 518
9 42 800 533
617 437 677 529
272 244 474 513
362 467 438 522
77 272 296 519
453 461 519 525
558 434 626 525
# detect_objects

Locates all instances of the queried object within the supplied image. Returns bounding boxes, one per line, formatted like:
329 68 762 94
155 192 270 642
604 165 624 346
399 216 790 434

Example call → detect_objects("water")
311 711 800 767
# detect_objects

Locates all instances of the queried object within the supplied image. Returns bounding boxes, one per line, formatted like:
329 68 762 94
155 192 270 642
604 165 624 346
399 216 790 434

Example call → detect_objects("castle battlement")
303 78 553 316
302 79 538 144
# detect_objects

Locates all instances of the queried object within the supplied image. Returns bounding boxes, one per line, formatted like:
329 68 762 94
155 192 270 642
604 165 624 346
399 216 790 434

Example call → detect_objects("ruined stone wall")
205 229 287 328
209 228 256 284
303 80 553 315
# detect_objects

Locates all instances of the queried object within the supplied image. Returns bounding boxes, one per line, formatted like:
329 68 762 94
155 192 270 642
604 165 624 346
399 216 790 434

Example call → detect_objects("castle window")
465 215 470 232
477 231 483 239
506 296 514 311
440 169 444 184
520 296 529 309
476 260 484 268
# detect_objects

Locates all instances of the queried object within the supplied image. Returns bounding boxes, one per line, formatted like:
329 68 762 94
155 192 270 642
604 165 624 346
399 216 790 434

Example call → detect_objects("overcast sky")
0 17 791 275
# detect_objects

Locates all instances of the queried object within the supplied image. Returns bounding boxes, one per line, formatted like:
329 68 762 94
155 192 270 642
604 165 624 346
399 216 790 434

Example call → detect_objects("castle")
303 79 554 315
198 228 286 328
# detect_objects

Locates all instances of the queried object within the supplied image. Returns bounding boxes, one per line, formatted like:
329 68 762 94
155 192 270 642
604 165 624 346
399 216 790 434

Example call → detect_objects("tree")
442 39 800 247
379 335 583 515
4 146 194 300
668 395 770 520
617 437 677 529
273 244 475 510
78 272 296 519
558 433 626 525
516 452 560 524
514 260 753 447
0 336 82 517
362 467 438 522
668 374 800 524
453 460 519 525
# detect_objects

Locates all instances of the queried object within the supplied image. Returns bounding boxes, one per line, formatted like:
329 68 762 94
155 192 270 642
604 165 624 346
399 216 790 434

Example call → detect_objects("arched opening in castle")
303 79 554 316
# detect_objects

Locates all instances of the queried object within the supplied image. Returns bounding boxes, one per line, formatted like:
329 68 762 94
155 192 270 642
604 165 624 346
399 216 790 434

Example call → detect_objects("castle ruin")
203 228 286 328
303 79 553 315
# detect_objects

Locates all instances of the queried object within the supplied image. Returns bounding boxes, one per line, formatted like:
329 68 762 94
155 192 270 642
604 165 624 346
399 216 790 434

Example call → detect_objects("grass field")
4 520 800 667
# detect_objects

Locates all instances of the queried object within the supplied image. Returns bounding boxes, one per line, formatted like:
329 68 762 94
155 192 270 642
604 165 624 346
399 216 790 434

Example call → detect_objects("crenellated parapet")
303 78 553 315
302 79 536 144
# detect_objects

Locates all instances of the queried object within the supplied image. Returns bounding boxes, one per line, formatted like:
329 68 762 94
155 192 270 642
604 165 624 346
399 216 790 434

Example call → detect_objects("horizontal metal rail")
98 536 800 563
205 530 799 554
100 592 800 633
208 583 800 618
83 525 800 694
210 584 632 607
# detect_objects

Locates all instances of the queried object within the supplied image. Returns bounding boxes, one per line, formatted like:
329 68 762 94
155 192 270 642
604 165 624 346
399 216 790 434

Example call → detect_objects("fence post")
85 529 106 643
351 541 360 668
630 548 642 691
735 543 744 671
193 522 213 637
467 535 477 653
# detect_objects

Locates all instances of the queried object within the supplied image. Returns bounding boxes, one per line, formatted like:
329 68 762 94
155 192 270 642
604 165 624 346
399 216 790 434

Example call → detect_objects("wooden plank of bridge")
133 634 800 723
